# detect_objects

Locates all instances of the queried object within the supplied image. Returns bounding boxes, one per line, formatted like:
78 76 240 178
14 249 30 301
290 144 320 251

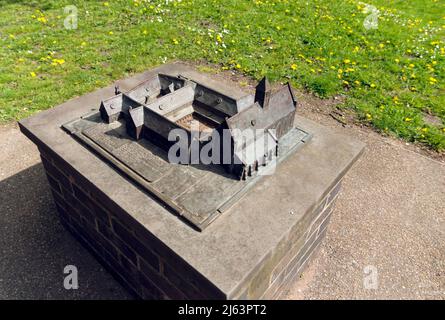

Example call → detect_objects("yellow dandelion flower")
30 72 37 77
50 58 65 66
344 59 351 64
370 83 376 88
103 2 109 6
429 77 437 83
404 117 412 122
37 16 47 24
290 64 297 70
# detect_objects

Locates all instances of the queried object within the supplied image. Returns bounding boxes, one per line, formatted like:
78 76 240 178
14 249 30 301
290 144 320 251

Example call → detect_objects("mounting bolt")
159 104 164 110
216 97 222 104
251 120 256 126
109 103 115 109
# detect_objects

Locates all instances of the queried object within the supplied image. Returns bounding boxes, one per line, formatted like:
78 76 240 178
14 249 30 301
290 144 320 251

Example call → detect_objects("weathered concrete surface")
1 91 444 299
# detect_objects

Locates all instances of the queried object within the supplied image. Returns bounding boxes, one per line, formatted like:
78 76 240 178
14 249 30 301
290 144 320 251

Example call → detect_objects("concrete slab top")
19 62 365 297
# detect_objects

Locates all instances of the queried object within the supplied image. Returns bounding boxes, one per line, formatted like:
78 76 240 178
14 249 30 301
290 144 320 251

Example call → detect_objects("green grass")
1 0 444 150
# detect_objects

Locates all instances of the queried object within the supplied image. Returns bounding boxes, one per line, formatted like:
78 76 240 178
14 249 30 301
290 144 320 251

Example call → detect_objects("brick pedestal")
19 63 364 299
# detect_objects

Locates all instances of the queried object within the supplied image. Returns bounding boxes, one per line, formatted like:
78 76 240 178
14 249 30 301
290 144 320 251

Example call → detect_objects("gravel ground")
285 95 445 300
0 102 443 299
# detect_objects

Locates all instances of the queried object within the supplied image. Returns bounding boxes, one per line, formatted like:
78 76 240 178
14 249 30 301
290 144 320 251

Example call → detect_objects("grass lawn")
1 0 444 150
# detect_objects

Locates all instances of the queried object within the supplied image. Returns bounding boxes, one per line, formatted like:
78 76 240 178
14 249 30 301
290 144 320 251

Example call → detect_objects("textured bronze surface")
62 70 311 230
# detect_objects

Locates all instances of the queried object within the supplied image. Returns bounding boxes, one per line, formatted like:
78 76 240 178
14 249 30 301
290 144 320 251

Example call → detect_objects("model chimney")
254 77 271 109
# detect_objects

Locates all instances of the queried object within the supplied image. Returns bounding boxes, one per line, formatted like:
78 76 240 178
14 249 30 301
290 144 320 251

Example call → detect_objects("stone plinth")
19 63 364 299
